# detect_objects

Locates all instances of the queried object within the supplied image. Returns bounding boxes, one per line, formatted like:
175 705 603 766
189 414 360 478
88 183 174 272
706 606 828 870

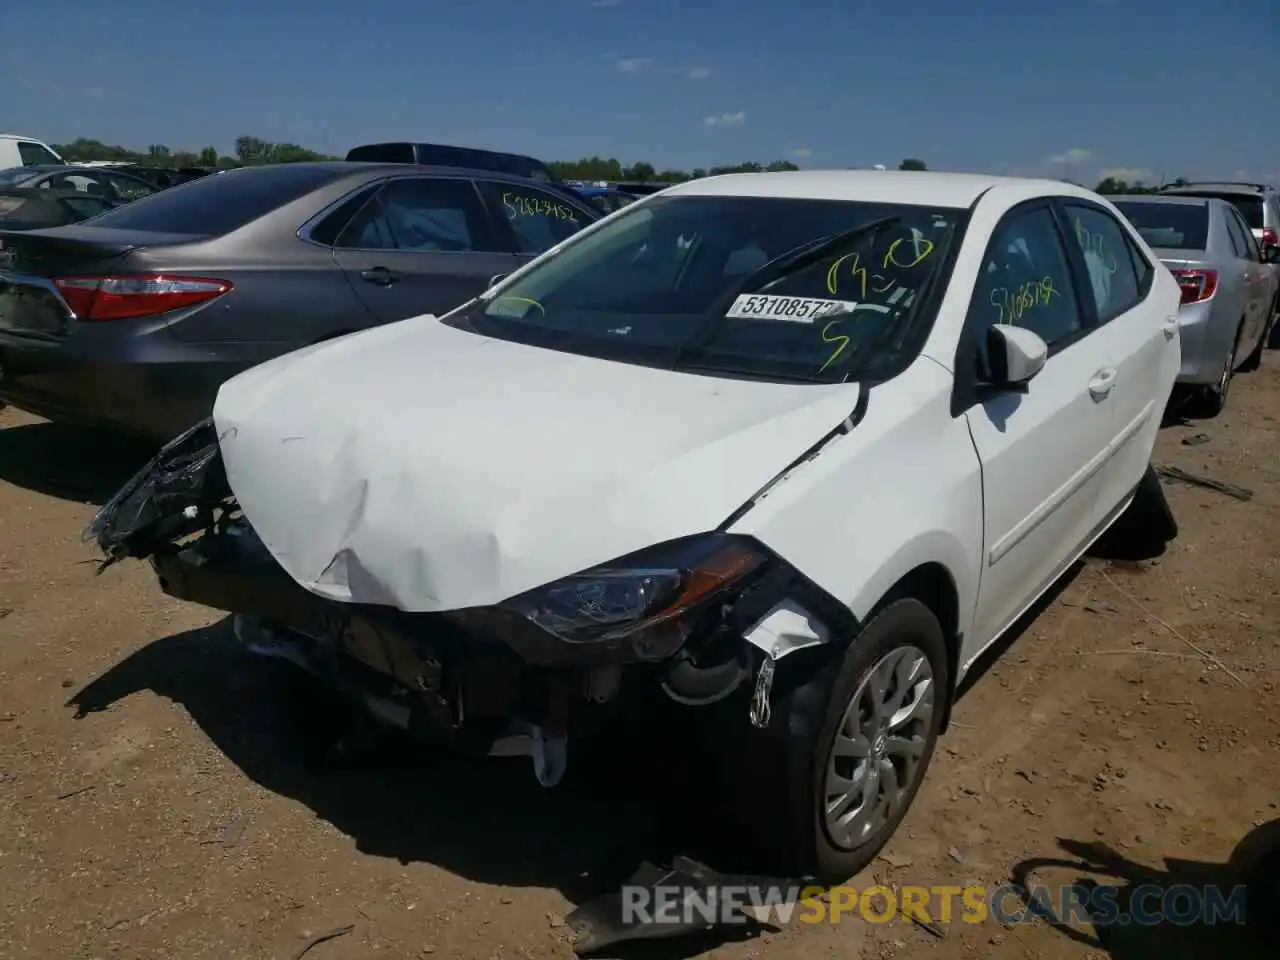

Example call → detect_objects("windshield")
1113 200 1209 250
445 195 963 383
1170 191 1263 229
82 164 347 235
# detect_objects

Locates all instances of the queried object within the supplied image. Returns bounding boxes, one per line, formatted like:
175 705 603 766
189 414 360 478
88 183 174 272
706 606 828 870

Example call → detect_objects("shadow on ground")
0 420 154 504
67 616 763 958
1008 823 1280 959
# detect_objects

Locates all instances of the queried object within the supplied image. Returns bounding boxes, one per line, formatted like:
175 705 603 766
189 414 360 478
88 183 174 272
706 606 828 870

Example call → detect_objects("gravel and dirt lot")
1 365 1277 960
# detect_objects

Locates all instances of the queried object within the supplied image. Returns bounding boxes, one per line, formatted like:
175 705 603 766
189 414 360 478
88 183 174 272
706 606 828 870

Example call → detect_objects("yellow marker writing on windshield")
818 320 851 374
491 295 546 316
883 236 935 269
826 252 873 298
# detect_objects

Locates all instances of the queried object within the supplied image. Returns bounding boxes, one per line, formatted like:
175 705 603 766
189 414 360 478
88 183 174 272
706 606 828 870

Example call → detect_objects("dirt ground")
1 363 1277 960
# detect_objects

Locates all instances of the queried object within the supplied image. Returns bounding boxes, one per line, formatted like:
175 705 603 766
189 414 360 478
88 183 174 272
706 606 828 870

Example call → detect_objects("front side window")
1063 204 1141 323
971 206 1082 352
443 195 964 383
17 142 59 165
335 178 497 253
478 180 585 254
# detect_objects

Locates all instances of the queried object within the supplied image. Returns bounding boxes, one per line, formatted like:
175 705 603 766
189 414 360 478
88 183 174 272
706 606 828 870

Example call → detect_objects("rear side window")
1224 210 1259 261
334 177 498 252
1112 200 1208 250
84 165 346 235
17 141 60 165
477 179 585 254
1063 204 1142 324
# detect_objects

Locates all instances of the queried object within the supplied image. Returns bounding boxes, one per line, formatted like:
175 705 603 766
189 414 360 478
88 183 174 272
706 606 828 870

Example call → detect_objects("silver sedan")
1113 195 1278 417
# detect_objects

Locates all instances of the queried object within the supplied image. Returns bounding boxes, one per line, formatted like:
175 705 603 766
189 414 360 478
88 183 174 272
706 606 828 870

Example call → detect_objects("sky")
1 0 1275 185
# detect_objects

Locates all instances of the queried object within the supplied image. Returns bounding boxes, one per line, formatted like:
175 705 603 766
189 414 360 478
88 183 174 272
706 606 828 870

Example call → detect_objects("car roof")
218 160 563 186
660 170 1099 207
1161 183 1273 197
1108 194 1214 206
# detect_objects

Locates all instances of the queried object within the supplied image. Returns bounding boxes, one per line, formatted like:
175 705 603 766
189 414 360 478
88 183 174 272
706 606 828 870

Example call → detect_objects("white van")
0 134 63 169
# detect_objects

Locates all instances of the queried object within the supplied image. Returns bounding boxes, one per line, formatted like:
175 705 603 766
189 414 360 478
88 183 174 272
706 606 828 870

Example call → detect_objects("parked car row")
4 150 1274 879
0 161 602 437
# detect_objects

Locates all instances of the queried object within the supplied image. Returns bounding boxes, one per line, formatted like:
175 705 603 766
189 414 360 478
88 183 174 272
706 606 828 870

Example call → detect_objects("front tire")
715 598 949 881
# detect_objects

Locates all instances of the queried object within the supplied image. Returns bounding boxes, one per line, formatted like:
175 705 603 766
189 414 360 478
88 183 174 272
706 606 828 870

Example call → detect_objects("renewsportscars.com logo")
621 881 1248 928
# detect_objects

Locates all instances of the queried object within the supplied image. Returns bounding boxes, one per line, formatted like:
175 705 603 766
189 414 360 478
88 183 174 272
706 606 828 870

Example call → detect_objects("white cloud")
1049 148 1093 165
704 110 746 127
589 0 620 6
615 57 651 73
1098 167 1155 184
686 66 711 80
790 147 812 158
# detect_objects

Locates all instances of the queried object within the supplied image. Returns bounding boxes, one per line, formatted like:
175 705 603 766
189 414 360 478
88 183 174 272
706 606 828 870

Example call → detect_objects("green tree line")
48 138 1174 194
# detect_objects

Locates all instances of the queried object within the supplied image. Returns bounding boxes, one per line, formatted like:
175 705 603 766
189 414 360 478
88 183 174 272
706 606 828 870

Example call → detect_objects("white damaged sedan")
90 170 1182 879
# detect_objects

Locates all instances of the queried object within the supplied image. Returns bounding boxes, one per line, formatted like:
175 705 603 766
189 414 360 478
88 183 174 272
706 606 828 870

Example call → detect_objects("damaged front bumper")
88 419 857 785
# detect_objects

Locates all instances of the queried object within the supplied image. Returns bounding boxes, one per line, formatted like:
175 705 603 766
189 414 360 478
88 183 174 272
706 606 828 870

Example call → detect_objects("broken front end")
88 419 854 786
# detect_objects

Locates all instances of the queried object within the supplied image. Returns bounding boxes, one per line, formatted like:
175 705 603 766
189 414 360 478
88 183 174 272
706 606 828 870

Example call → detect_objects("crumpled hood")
211 316 861 612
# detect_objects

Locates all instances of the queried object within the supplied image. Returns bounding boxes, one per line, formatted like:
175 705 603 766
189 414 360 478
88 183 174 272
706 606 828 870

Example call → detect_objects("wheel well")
874 563 961 732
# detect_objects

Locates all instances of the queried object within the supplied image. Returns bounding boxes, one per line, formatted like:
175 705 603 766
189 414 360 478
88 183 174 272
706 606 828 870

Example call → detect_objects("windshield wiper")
671 216 900 369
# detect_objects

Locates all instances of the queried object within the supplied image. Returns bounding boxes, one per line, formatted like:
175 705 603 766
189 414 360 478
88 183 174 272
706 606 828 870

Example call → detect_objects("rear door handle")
359 267 400 287
1088 367 1117 400
1163 315 1180 339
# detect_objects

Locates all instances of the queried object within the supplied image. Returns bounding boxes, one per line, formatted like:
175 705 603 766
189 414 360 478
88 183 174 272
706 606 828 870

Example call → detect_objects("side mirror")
487 273 508 289
1262 246 1280 265
982 325 1048 391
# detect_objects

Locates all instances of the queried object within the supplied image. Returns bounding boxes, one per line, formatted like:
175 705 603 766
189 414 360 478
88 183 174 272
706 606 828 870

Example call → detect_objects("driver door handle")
359 267 400 287
1088 367 1117 401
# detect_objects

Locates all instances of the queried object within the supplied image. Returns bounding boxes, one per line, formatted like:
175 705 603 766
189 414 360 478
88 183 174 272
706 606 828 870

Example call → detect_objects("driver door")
959 201 1114 655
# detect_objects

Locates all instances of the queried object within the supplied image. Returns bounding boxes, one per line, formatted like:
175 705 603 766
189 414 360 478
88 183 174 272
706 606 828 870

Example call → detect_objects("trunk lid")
0 227 202 339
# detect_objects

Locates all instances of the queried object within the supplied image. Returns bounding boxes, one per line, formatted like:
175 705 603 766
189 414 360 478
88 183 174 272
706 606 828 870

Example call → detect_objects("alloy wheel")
822 644 935 850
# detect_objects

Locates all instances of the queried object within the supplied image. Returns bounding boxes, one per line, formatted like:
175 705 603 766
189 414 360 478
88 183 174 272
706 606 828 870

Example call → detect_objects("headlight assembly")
502 534 767 649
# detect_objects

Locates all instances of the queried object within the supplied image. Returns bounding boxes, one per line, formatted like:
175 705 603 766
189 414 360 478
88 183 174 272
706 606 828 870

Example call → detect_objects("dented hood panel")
211 317 861 612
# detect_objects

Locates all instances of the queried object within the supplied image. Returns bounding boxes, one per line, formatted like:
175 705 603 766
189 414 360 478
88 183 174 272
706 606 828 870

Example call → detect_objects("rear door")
1222 206 1269 348
328 176 518 323
1058 199 1178 517
960 201 1115 646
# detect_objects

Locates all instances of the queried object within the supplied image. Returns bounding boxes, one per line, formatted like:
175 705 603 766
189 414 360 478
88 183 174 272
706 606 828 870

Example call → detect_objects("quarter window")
1225 209 1259 261
1063 204 1142 323
477 180 585 255
971 206 1083 352
334 178 497 253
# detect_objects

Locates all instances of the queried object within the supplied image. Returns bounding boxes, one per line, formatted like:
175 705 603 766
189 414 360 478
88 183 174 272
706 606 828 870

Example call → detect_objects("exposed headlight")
502 534 767 649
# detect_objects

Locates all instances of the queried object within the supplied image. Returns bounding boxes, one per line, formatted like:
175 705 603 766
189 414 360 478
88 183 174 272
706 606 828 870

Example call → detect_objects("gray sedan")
1112 195 1278 417
0 162 599 439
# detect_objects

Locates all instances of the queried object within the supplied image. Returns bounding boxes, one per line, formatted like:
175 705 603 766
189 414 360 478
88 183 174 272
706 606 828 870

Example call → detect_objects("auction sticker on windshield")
726 294 859 323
